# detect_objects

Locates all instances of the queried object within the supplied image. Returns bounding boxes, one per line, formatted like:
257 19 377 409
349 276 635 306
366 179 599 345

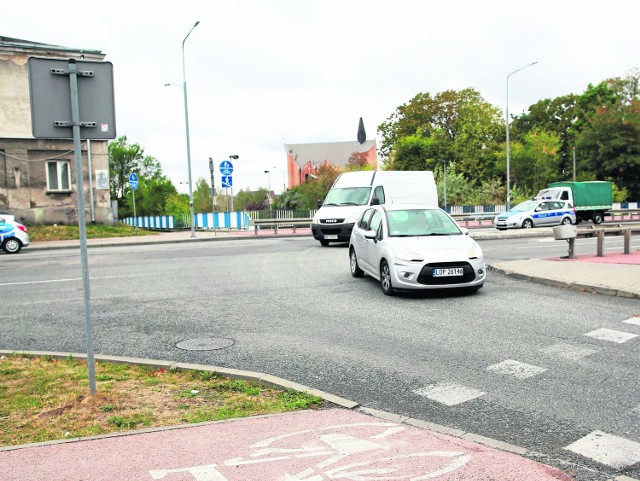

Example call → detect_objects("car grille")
319 227 342 235
320 218 345 224
417 261 476 285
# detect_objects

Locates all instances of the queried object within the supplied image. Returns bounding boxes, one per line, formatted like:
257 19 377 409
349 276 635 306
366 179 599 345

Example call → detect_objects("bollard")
597 230 605 257
624 229 631 254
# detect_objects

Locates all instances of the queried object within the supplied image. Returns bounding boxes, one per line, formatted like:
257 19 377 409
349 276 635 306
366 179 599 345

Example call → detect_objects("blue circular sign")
220 161 234 176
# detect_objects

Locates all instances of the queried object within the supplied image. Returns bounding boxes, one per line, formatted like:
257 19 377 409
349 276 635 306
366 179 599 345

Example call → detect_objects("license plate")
433 267 464 277
324 235 338 240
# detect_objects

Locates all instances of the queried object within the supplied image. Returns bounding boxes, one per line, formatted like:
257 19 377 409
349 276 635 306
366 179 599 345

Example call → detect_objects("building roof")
284 140 377 167
0 36 103 57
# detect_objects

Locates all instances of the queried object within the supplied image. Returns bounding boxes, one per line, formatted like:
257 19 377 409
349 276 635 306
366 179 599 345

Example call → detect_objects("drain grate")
176 338 235 351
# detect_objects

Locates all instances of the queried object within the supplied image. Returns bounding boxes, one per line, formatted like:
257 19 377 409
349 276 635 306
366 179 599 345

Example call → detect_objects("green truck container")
535 181 612 224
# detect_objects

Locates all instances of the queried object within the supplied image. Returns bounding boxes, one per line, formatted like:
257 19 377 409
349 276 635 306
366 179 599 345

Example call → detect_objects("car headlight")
468 242 483 259
312 214 320 224
393 245 424 262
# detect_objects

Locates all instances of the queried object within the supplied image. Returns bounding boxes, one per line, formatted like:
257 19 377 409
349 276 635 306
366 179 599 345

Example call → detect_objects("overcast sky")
6 0 638 194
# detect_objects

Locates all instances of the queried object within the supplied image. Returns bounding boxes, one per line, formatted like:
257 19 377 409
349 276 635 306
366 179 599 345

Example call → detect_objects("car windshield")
387 209 461 237
510 201 538 213
323 187 371 206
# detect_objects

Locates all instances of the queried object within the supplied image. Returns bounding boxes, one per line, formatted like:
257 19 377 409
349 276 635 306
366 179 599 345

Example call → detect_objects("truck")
534 181 612 224
311 170 438 246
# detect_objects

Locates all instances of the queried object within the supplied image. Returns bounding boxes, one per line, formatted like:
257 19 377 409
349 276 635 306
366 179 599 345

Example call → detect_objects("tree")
576 100 640 199
344 152 373 171
109 136 162 202
119 175 177 218
235 189 269 211
378 88 503 181
192 177 213 213
293 164 341 209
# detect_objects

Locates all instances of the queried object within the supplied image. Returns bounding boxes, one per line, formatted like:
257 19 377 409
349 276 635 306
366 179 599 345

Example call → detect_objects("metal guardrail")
555 222 640 258
450 213 497 226
253 218 312 235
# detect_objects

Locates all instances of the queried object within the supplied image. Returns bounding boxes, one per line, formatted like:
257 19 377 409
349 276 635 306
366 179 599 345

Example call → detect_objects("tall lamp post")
439 160 447 212
182 20 200 238
264 170 272 209
229 154 238 212
506 61 537 210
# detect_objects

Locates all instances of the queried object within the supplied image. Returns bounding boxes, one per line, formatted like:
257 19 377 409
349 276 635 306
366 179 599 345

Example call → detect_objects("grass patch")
0 354 323 447
28 223 157 242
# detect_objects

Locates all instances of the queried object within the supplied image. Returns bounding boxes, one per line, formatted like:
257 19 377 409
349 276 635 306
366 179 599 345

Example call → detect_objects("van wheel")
2 238 22 254
380 260 395 296
521 219 534 229
320 240 329 246
349 248 364 278
592 212 603 224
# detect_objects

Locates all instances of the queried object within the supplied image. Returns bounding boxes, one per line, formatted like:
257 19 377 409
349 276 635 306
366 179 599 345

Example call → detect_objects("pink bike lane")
1 409 572 481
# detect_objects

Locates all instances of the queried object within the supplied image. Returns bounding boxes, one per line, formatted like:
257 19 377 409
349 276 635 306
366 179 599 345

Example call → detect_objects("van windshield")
323 187 371 206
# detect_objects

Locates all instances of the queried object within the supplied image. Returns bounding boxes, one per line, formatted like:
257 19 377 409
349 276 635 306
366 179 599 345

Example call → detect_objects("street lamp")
439 160 447 212
182 20 200 238
506 61 537 210
264 170 272 209
229 154 238 212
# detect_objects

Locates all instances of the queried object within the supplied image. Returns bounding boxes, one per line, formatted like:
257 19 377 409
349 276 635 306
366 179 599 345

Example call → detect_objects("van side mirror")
316 199 323 208
371 198 380 206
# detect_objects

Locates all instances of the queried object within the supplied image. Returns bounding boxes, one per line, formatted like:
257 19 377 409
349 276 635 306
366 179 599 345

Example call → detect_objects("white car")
493 200 576 230
348 205 485 295
0 214 30 254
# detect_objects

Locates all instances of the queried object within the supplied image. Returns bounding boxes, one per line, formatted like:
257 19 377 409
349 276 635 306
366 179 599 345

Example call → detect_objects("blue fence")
123 211 251 230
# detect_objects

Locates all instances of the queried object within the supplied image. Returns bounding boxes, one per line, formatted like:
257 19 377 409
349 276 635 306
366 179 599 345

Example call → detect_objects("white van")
311 170 438 246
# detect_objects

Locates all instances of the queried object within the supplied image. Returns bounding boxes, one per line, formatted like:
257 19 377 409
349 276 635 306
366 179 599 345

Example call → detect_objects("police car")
494 200 576 230
0 214 30 253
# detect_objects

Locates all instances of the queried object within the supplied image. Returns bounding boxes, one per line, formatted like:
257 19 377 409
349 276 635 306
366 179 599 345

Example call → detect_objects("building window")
47 160 71 192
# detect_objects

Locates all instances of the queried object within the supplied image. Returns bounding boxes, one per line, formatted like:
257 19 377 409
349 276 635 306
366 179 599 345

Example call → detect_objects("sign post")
220 160 234 212
28 57 116 396
129 173 139 234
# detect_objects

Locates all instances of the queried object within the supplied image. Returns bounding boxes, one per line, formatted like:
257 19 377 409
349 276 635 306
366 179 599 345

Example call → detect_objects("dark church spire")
357 117 366 144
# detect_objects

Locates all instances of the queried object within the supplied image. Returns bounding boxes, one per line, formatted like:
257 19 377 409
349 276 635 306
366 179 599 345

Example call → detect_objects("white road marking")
565 431 640 470
0 273 151 288
539 343 598 360
413 383 485 406
623 317 640 327
486 359 547 379
585 328 638 344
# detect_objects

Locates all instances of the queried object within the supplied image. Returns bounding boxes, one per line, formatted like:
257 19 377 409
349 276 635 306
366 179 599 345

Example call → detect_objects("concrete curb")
487 264 639 299
3 349 637 481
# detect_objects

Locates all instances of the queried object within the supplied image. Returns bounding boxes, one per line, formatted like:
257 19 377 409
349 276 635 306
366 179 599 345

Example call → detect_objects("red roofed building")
284 119 377 188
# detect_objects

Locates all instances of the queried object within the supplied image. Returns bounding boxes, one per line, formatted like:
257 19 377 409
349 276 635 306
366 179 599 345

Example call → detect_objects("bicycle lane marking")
1 409 573 481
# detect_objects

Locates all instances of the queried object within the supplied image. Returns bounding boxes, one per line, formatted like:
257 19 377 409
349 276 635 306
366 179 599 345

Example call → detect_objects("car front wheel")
349 248 364 278
521 219 534 229
561 217 572 225
2 238 22 254
380 260 395 296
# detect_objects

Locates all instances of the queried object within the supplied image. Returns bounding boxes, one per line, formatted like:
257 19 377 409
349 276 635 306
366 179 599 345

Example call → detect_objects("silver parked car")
493 200 576 230
348 205 485 295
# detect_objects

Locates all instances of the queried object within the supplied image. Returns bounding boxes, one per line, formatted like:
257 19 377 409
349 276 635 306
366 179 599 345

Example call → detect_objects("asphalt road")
1 236 639 480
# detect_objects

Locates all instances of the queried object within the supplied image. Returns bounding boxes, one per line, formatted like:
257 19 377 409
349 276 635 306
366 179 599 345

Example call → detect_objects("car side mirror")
460 227 469 235
364 230 377 240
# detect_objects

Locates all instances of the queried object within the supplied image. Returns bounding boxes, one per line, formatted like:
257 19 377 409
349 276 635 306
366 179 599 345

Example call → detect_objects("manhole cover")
176 338 235 351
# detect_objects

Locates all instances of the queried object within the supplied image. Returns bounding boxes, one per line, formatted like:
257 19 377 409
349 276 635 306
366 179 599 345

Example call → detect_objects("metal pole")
87 139 95 223
132 188 137 235
68 60 97 396
506 61 537 211
572 146 576 182
182 21 200 238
